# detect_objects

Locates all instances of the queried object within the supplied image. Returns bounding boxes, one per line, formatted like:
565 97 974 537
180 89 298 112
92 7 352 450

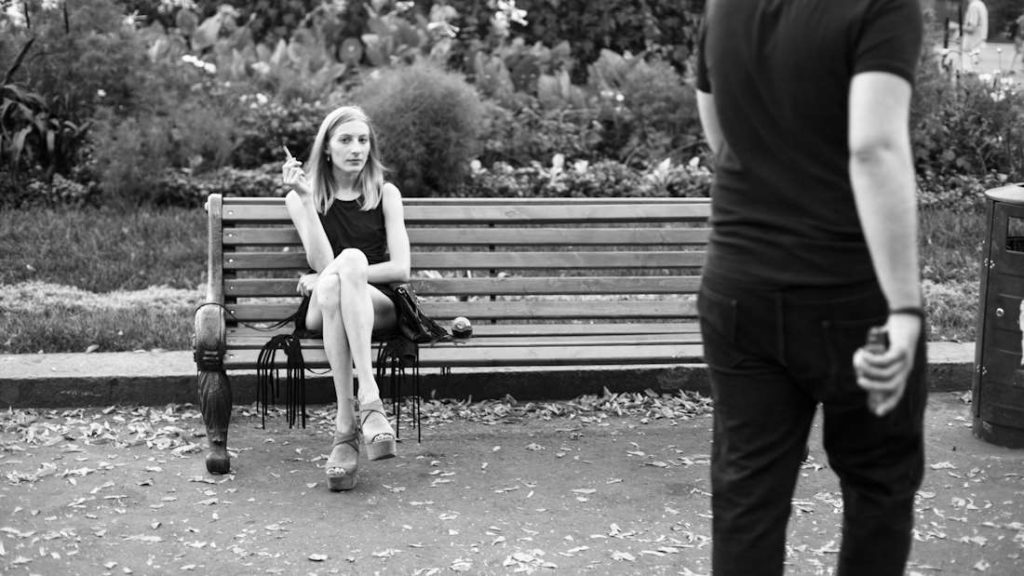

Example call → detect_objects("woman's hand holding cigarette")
281 145 312 197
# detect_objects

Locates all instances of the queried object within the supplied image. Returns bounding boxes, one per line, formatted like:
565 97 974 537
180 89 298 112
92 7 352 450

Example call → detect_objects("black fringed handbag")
392 284 450 344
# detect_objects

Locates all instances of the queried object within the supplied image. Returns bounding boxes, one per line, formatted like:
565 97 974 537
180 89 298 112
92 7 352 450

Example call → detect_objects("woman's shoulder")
381 181 402 199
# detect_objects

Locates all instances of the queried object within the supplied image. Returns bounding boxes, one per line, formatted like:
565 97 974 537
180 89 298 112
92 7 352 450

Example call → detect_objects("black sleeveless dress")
295 197 400 333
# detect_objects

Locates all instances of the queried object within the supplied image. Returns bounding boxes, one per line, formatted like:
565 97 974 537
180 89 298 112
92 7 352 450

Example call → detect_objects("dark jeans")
698 275 927 576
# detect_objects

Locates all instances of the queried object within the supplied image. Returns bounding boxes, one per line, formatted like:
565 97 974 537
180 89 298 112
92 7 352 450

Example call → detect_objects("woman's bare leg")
308 271 356 433
307 249 397 448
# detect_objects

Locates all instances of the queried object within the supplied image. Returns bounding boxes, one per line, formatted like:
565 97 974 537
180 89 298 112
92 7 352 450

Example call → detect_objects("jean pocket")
698 285 743 369
822 316 886 401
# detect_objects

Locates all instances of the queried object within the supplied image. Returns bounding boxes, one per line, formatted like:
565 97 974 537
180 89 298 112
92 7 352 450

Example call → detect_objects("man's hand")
852 313 922 416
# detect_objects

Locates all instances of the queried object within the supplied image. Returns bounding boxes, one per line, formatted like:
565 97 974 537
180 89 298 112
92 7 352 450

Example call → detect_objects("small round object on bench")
452 316 473 338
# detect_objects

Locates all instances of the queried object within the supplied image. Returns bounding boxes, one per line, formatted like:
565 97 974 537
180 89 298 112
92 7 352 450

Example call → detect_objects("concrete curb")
0 342 976 408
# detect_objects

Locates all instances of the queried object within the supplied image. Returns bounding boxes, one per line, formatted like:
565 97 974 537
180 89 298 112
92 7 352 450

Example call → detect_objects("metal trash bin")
973 183 1024 448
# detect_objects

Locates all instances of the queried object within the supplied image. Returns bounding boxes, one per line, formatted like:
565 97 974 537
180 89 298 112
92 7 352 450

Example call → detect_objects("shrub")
231 96 331 168
913 71 1024 181
0 0 150 124
88 75 242 206
351 61 484 196
587 50 701 166
460 156 711 198
0 173 97 210
153 164 283 207
88 110 173 206
478 98 603 167
446 0 704 83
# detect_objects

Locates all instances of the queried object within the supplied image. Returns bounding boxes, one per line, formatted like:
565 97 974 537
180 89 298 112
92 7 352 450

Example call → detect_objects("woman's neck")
332 169 360 201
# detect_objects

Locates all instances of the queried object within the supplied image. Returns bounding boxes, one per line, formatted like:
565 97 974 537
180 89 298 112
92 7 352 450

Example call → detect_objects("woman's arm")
285 190 334 272
368 183 411 284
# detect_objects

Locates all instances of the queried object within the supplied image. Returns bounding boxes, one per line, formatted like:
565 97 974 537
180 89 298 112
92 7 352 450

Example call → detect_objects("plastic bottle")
864 326 889 414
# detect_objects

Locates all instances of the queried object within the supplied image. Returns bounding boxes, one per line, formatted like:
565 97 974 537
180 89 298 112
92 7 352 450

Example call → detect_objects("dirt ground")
1 391 1022 576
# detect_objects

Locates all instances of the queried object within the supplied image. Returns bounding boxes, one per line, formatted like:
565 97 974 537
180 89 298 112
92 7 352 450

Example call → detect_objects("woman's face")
327 120 371 177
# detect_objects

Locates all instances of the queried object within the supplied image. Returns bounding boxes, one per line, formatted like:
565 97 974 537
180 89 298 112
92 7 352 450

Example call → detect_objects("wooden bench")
193 193 711 474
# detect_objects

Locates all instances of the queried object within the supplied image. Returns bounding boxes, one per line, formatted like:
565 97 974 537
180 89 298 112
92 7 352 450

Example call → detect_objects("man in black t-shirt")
696 1 926 574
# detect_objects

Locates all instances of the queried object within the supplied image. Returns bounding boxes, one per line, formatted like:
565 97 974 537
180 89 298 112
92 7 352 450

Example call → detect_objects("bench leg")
198 369 232 474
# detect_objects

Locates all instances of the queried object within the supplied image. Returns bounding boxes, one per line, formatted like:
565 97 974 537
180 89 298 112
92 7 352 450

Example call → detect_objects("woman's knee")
335 249 369 286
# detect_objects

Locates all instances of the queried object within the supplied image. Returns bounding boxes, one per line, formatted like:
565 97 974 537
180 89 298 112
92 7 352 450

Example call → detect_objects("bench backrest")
205 195 711 329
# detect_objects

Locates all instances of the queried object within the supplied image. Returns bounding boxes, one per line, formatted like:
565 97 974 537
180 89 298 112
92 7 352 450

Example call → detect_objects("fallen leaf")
611 550 636 562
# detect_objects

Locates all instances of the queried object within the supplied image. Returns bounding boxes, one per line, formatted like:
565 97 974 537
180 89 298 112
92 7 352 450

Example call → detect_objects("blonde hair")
305 105 386 213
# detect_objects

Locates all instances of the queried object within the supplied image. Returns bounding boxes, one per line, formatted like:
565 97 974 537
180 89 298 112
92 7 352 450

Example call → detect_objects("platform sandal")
360 399 397 461
325 430 360 491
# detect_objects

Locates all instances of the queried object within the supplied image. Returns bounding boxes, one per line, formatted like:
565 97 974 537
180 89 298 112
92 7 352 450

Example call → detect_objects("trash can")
973 183 1024 448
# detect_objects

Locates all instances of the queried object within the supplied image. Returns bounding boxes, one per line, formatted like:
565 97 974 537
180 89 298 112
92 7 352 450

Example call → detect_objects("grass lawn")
0 202 987 353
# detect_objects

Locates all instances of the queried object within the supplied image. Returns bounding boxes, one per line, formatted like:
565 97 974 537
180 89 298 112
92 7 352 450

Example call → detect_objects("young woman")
281 105 410 491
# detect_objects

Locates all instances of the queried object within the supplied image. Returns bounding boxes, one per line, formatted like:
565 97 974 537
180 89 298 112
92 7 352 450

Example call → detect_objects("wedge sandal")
325 430 360 491
360 399 396 461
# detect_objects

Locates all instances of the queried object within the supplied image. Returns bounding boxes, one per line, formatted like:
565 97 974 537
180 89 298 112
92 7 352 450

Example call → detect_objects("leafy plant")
1 38 90 179
912 71 1024 181
461 155 711 198
444 0 703 83
587 49 701 165
1 0 150 124
478 99 602 167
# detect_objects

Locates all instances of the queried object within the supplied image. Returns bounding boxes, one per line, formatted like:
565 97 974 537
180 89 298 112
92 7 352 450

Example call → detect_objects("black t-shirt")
696 0 922 288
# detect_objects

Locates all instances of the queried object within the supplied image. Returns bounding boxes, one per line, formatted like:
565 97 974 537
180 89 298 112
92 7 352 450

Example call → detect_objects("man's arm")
849 72 920 310
848 70 922 416
696 90 724 156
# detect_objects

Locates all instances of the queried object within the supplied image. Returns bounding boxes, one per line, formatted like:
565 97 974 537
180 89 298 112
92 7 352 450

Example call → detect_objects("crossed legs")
304 249 398 486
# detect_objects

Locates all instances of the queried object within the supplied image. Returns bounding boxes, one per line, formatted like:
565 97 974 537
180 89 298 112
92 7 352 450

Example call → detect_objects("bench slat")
222 197 706 207
226 321 700 339
224 226 711 247
224 343 705 369
226 332 702 349
224 276 701 297
222 201 711 224
224 250 706 270
225 299 696 322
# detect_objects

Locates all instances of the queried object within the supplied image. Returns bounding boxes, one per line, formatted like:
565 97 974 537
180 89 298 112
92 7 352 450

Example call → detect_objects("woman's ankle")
357 390 381 407
335 398 358 432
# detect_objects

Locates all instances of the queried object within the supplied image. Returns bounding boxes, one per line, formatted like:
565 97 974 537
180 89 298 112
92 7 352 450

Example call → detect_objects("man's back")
697 0 921 288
